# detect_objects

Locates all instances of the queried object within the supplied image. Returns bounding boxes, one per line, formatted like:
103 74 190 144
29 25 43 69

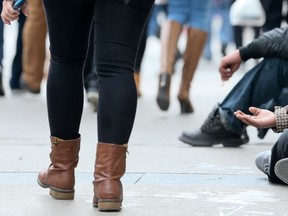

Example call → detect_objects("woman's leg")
94 0 154 145
43 0 94 140
38 0 94 200
93 0 154 211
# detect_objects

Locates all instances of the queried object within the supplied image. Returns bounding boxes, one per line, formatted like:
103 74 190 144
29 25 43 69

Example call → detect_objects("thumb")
249 107 260 115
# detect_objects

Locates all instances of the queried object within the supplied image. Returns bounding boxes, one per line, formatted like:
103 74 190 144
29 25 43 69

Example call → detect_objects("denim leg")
147 4 167 38
220 58 288 134
203 3 214 60
268 130 288 184
219 7 233 45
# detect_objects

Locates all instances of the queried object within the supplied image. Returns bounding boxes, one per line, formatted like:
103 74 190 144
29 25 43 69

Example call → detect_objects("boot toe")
179 130 215 147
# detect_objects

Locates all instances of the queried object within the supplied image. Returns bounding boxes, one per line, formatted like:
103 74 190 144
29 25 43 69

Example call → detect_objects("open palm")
234 107 276 128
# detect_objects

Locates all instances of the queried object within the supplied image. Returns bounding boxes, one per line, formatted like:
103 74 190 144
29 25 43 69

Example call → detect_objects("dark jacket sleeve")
239 27 288 61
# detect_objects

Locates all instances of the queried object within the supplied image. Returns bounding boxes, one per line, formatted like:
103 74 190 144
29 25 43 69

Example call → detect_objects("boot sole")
178 134 248 147
94 199 121 211
37 178 75 200
275 158 288 184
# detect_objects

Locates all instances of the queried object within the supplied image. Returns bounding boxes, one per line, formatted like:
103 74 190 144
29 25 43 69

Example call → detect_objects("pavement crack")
134 173 145 184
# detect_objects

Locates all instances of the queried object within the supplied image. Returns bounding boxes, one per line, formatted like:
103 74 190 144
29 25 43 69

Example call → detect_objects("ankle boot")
37 136 81 200
178 27 207 114
0 67 5 96
157 72 171 111
93 143 127 211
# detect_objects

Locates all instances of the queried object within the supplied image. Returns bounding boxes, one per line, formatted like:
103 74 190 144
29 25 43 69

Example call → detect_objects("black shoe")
0 68 4 96
156 73 171 111
178 106 249 147
257 128 269 139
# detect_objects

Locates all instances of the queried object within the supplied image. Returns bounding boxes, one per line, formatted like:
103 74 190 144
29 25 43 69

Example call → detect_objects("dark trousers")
42 0 154 143
10 12 26 89
269 130 288 184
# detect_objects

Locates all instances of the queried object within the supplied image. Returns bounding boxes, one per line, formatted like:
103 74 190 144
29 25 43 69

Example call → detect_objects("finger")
234 113 252 125
249 107 260 115
234 110 248 117
1 18 11 25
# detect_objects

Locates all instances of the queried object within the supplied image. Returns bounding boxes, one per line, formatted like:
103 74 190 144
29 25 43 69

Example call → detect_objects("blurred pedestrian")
261 0 285 32
21 0 47 94
203 0 234 60
0 1 26 95
156 0 211 114
230 0 265 49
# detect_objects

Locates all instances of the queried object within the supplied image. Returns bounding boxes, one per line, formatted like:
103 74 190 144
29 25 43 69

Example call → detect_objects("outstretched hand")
234 107 276 129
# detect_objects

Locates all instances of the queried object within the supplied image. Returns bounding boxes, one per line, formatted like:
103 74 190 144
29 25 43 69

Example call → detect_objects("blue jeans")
168 0 210 31
219 58 288 135
203 0 233 59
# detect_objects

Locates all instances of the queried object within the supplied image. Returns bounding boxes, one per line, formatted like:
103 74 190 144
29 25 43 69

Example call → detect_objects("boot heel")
178 98 194 114
157 73 171 111
49 188 75 200
97 199 121 211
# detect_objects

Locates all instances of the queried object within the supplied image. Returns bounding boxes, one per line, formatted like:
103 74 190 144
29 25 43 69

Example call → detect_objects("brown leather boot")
93 143 127 211
37 136 81 200
178 27 207 114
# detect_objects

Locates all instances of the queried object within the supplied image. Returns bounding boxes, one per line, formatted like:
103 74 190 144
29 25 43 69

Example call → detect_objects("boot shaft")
178 28 208 99
94 143 127 181
49 136 81 170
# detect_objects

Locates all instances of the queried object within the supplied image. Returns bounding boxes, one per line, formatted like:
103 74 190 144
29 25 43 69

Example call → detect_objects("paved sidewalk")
0 24 287 216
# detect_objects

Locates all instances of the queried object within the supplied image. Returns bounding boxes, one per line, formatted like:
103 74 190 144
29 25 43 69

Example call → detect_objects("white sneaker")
255 151 271 175
274 158 288 184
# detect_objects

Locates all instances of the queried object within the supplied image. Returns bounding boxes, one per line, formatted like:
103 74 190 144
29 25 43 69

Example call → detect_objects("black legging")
42 0 154 144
